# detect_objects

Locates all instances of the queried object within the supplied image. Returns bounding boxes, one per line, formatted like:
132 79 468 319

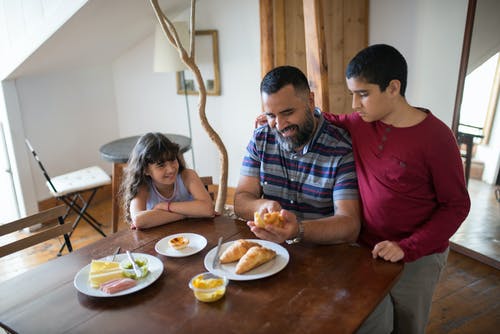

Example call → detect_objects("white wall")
112 0 261 187
16 65 118 200
0 0 87 80
370 0 468 126
477 103 500 183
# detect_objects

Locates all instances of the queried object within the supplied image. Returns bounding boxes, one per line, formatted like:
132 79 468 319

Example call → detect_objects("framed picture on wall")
177 30 221 96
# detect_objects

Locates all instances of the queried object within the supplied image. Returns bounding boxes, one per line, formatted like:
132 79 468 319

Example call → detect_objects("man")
234 65 360 245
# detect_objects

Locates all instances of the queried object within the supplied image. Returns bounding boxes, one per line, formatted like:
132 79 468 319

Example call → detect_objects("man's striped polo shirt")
241 109 358 219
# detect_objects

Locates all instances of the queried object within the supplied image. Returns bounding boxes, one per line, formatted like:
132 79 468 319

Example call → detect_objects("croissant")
219 239 261 264
235 246 276 274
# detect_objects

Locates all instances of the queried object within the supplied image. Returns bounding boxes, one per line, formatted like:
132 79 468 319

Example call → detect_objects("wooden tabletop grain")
0 216 403 334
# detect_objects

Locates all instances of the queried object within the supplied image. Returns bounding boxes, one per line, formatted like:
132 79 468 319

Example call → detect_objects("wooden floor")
0 197 499 333
450 179 500 268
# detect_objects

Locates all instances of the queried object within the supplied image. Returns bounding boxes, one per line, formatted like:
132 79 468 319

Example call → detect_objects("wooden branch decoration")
150 0 228 213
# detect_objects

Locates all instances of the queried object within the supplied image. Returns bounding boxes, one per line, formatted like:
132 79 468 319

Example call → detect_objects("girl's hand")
372 240 404 262
153 202 169 212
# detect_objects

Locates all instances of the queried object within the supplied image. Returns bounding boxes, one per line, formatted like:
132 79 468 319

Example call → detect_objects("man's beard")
274 108 315 152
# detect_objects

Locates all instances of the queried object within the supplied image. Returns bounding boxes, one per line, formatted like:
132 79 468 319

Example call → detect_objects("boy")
324 44 470 333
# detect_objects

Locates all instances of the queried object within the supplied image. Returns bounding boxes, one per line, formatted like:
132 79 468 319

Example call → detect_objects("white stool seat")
48 166 111 197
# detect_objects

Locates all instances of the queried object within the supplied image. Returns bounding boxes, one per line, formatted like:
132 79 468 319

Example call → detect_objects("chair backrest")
200 176 215 201
25 138 58 194
0 205 72 257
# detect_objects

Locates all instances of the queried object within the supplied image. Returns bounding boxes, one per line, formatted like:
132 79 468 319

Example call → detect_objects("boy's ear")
388 79 401 96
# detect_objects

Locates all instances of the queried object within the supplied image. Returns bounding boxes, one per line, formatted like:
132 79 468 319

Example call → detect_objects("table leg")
463 136 473 187
111 163 126 233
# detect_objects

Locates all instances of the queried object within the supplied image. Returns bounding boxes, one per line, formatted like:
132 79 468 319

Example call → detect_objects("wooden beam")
303 0 329 112
274 0 286 66
260 0 274 77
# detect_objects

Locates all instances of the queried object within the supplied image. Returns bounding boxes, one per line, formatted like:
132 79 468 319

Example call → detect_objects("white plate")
204 239 289 281
155 233 207 257
73 253 163 297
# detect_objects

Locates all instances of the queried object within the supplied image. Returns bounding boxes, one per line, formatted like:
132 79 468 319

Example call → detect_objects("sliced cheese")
90 260 120 273
89 269 124 288
88 260 123 288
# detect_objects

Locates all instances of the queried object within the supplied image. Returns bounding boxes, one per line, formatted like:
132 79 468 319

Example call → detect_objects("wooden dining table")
0 215 403 334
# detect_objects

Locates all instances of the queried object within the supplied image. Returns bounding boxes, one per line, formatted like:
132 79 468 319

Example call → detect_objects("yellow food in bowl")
189 273 228 302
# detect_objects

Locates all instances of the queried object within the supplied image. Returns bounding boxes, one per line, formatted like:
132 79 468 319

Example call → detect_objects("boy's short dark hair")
346 44 408 96
260 65 310 95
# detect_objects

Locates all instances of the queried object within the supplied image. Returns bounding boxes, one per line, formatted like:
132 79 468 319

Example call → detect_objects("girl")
121 132 214 229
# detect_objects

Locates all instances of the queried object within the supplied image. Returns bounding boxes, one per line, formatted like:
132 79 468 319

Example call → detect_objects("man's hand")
247 209 298 243
372 240 404 262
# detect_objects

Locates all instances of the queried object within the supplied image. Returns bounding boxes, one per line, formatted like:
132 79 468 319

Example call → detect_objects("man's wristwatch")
286 219 304 244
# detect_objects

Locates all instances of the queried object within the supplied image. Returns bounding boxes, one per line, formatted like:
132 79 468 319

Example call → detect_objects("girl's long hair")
120 132 186 224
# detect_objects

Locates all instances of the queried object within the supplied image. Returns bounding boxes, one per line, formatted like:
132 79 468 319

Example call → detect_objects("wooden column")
260 0 274 77
303 0 329 112
274 0 286 66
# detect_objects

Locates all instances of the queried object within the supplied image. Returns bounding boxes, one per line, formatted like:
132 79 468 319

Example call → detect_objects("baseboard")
450 241 500 270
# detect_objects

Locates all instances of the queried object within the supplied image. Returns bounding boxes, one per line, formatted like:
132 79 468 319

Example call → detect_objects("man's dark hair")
260 66 310 95
346 44 408 96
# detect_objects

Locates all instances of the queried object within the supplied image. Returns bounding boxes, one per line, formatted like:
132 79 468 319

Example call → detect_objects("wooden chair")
0 205 73 258
200 176 215 201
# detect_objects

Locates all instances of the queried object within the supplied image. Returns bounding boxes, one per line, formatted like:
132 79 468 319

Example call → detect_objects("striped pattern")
241 111 358 219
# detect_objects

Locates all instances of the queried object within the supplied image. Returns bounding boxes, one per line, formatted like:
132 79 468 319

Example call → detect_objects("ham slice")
100 278 137 294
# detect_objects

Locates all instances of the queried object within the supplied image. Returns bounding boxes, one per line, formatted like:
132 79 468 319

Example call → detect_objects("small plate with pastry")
204 239 289 281
155 233 207 257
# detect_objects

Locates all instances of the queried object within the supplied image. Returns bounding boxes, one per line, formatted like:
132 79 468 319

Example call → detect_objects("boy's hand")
372 240 404 262
254 114 268 128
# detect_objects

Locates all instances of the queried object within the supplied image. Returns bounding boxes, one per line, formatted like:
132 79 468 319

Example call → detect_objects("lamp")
153 22 196 168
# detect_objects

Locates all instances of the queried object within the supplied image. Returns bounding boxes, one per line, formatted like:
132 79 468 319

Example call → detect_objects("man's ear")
388 80 401 96
308 91 315 110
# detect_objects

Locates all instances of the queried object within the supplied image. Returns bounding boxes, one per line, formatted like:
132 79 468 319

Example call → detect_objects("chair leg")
63 193 104 228
56 216 72 257
61 190 107 235
57 189 107 255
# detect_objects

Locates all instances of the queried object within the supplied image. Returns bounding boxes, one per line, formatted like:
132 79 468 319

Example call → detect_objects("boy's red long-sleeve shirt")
324 110 470 262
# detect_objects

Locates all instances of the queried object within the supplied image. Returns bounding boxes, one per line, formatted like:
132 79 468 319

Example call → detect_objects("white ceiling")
9 0 189 78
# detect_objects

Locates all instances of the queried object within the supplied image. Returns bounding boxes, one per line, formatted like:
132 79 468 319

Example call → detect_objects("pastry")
254 211 284 228
169 236 190 250
219 239 260 263
235 246 276 274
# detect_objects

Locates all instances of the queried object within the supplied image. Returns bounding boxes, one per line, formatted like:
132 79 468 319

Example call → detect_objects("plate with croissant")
204 239 289 281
